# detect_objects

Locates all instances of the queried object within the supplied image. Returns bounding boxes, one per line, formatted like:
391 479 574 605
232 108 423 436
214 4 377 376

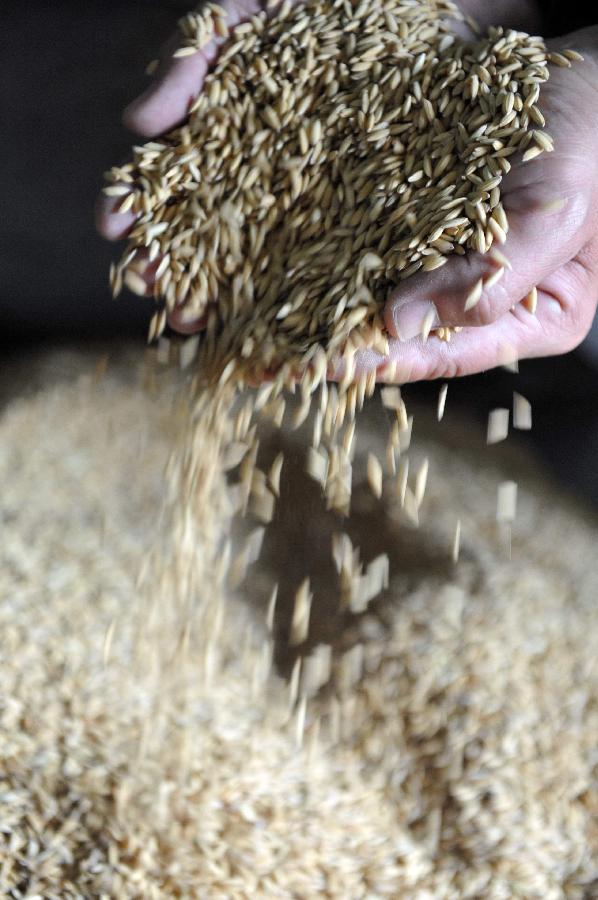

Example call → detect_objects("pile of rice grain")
22 4 585 895
1 347 597 897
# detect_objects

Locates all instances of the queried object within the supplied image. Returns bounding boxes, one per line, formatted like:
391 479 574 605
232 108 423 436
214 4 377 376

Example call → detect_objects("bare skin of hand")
96 2 598 381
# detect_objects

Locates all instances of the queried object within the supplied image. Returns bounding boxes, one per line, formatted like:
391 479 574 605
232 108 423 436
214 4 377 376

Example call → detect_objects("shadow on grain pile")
242 422 454 681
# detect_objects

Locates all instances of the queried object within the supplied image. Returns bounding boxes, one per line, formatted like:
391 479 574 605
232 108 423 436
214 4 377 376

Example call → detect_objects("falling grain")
268 452 284 497
483 266 505 290
513 392 532 430
523 286 538 314
266 584 278 631
497 480 518 522
421 306 438 343
414 457 429 507
487 408 509 444
124 270 148 297
290 578 313 645
452 518 461 562
367 453 384 499
464 278 484 312
437 383 448 421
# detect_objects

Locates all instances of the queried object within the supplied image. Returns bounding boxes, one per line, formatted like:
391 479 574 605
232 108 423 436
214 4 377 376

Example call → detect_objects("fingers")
369 244 598 383
95 191 137 241
529 240 598 356
384 188 589 342
123 51 209 137
356 310 534 384
383 32 598 344
98 1 261 243
123 0 261 137
167 307 208 334
118 252 161 297
366 302 570 384
113 252 209 334
96 38 210 242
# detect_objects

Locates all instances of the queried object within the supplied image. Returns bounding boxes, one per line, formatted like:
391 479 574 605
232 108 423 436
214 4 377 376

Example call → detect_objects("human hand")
96 0 541 276
377 26 598 382
97 5 597 382
96 0 266 241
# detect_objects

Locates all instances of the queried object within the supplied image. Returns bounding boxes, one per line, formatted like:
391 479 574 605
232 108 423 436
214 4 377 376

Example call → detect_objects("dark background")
3 1 598 503
2 1 185 338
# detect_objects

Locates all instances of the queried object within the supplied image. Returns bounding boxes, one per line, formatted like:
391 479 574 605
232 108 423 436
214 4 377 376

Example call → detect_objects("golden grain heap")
2 349 598 896
0 5 594 896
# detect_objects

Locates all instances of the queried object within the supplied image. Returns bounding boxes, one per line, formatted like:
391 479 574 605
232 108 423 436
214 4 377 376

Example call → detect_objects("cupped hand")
97 3 598 382
96 0 264 243
380 27 598 382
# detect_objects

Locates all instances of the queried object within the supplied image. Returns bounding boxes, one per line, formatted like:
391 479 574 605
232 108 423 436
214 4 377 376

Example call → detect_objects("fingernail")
392 300 440 341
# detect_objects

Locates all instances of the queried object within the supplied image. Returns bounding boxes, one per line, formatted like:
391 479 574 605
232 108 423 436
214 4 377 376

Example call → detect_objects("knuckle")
560 293 596 345
424 352 462 380
538 293 596 355
467 301 499 327
446 294 502 328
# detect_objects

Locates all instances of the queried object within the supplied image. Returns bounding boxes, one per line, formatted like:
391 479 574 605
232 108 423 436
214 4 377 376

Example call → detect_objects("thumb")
384 184 588 341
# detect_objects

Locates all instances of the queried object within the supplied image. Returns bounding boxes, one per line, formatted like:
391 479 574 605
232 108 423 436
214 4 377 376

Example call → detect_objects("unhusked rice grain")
106 0 576 384
1 348 597 897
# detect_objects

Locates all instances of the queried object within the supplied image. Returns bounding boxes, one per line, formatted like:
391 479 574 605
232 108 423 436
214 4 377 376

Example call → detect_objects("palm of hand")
382 31 598 382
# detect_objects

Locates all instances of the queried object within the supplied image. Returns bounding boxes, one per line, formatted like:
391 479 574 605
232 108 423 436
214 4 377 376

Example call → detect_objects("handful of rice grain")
105 0 580 624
